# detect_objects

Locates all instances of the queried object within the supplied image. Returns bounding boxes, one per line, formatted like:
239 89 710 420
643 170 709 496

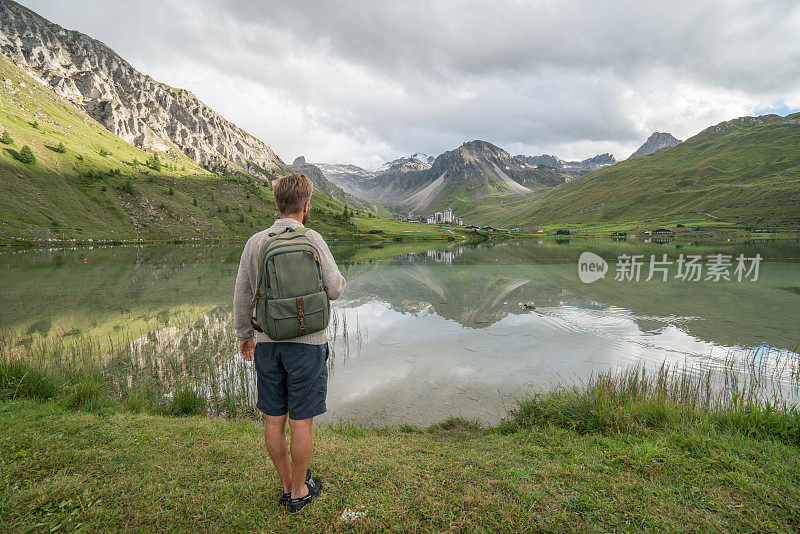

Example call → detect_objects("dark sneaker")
279 469 312 507
285 476 323 513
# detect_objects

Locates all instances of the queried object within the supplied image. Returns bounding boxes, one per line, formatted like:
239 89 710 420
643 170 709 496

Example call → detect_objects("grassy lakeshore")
2 356 800 532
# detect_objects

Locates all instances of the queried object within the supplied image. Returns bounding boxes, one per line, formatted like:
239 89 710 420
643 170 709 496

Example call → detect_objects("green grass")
349 215 484 240
2 320 799 530
2 370 800 531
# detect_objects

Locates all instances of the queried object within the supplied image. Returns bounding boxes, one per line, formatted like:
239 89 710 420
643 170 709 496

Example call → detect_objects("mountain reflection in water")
1 239 798 425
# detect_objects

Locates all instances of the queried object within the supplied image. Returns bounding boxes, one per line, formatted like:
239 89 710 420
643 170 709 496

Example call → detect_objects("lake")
1 238 799 425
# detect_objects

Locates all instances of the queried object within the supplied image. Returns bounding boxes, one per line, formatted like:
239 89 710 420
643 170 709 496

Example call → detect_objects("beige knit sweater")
233 218 346 345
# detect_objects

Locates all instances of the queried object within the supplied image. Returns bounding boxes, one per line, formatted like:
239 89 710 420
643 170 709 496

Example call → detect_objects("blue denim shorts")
254 342 329 420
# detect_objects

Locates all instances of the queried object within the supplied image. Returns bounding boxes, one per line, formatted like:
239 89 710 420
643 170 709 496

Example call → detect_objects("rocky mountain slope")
629 132 682 159
0 0 286 176
0 40 353 241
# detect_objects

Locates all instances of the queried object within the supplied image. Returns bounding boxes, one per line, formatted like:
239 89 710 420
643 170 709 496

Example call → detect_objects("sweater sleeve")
233 239 256 341
308 230 346 300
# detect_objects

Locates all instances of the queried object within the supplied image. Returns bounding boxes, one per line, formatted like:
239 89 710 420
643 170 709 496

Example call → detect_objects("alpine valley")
1 0 798 242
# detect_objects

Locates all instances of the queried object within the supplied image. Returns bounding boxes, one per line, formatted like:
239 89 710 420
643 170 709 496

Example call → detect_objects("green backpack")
250 227 331 340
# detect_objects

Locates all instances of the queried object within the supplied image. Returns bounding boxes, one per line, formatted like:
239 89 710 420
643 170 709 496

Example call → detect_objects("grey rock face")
0 0 285 174
292 156 307 165
629 132 682 159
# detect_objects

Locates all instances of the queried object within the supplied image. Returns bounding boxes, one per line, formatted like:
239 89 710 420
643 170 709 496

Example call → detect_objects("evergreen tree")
192 196 198 207
99 148 110 157
55 141 66 153
0 131 12 144
168 186 174 195
16 145 36 164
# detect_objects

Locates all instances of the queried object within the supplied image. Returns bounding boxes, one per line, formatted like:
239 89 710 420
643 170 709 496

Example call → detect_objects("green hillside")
0 55 358 242
453 115 800 232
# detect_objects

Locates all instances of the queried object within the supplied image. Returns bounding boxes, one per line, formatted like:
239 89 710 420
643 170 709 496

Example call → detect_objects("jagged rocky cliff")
0 0 286 175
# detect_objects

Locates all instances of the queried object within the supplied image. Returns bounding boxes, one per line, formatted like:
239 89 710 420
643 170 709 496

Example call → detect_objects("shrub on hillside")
120 178 135 195
16 145 36 164
0 131 12 144
55 141 67 153
99 148 110 157
147 154 162 172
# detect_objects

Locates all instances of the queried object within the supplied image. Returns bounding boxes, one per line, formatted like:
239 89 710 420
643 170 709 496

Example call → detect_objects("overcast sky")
20 0 800 168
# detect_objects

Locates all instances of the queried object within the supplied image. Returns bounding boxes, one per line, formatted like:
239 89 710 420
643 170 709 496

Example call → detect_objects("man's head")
273 173 313 224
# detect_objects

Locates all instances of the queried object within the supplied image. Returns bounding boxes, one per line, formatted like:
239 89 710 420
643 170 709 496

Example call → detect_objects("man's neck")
280 213 304 224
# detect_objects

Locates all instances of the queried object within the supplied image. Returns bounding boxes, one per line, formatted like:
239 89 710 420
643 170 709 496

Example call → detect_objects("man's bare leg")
288 417 314 499
264 414 292 493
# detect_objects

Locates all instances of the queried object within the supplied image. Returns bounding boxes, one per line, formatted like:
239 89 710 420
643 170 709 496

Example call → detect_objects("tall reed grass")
0 307 359 418
2 315 798 445
499 352 800 444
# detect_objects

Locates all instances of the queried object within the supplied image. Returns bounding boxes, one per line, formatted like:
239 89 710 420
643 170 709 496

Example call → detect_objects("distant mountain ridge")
340 140 583 212
311 141 601 213
289 158 378 212
629 132 682 159
0 0 286 176
453 114 800 228
379 153 436 170
514 152 617 171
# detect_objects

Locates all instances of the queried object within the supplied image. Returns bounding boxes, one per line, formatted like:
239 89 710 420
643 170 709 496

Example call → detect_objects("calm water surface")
2 239 799 425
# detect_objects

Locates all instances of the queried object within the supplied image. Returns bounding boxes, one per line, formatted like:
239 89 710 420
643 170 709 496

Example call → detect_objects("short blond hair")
273 173 313 214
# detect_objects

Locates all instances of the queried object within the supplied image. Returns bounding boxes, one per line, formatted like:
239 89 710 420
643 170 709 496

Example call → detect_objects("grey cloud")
18 0 800 162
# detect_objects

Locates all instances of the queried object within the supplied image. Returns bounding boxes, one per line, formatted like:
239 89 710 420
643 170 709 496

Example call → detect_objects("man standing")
234 173 346 513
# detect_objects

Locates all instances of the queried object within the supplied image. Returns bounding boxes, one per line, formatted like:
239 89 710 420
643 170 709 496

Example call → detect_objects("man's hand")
239 338 255 361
